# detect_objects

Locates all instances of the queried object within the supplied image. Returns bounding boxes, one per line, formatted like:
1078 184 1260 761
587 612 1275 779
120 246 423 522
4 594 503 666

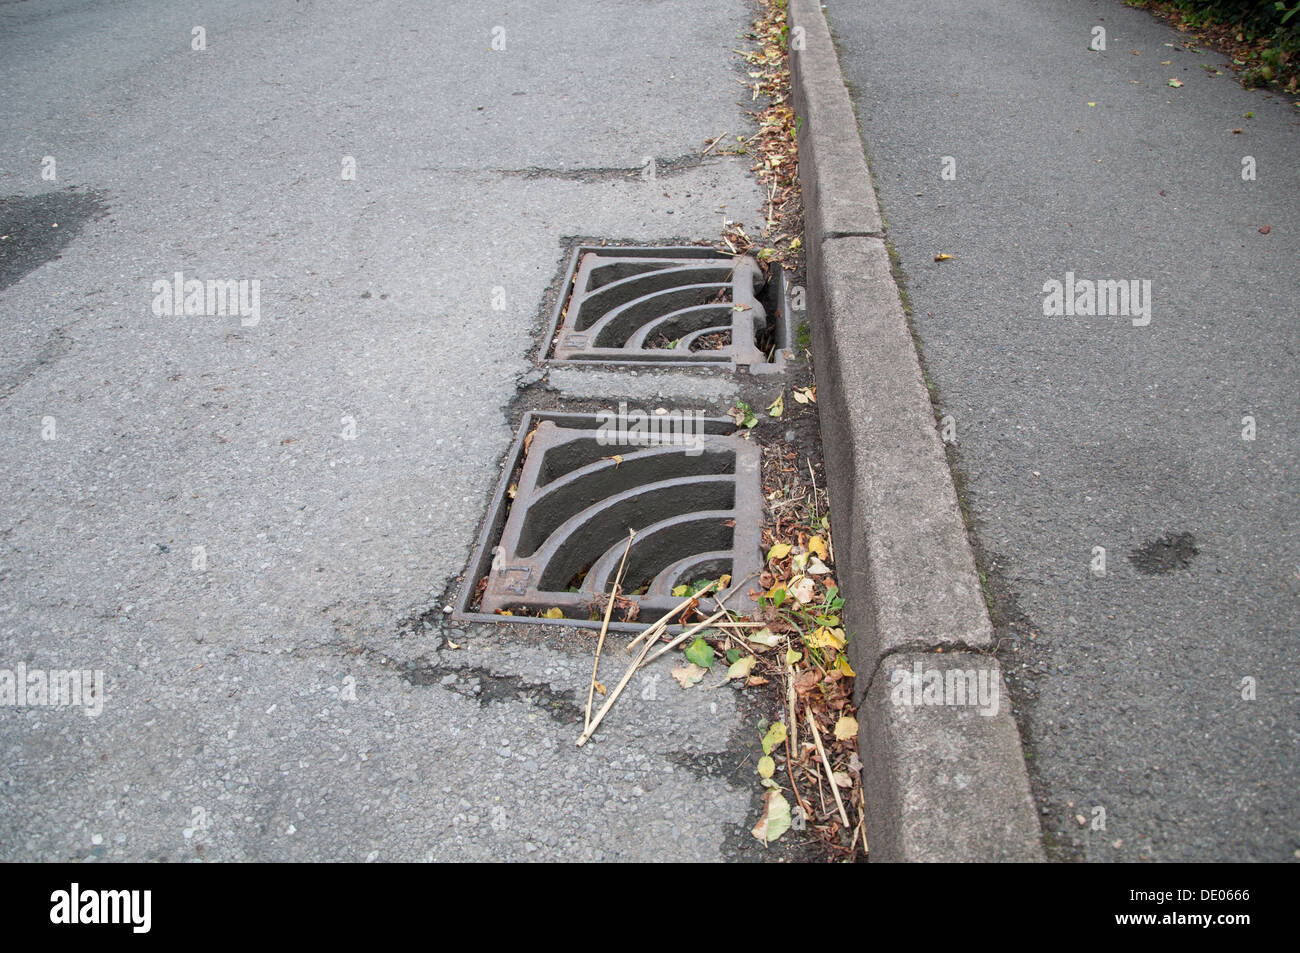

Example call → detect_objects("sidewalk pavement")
807 0 1298 861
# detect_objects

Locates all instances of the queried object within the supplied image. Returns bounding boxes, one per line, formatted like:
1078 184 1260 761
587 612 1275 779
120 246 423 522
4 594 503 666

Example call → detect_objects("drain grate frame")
543 245 794 373
454 411 764 632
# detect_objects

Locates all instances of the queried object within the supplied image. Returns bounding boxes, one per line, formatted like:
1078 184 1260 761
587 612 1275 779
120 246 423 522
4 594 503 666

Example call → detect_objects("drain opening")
455 412 764 630
545 245 793 372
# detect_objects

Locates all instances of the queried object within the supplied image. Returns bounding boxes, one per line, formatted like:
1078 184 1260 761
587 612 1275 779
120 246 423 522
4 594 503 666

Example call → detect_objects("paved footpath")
826 0 1298 860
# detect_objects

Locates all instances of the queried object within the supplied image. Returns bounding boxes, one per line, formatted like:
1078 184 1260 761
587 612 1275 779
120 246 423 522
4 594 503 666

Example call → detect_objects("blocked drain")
546 245 792 372
457 412 763 628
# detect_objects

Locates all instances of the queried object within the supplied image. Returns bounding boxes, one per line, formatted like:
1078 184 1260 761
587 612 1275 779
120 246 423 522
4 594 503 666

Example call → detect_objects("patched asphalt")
0 0 807 861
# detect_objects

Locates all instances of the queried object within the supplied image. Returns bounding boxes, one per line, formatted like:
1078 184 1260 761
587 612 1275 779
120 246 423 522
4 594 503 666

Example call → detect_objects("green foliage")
1169 0 1299 48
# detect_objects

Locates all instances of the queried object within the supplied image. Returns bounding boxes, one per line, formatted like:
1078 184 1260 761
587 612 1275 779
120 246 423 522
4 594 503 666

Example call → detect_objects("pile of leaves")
712 0 804 269
1128 0 1300 92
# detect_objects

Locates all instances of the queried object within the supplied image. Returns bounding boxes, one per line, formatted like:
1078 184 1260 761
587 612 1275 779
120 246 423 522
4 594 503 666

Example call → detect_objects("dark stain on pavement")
1129 532 1199 575
400 654 584 725
0 188 109 293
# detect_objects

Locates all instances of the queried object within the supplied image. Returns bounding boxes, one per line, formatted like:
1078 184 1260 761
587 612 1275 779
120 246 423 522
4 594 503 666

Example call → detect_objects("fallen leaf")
834 655 856 677
792 386 816 404
757 756 775 779
751 790 791 844
834 715 859 740
785 648 803 666
748 627 781 648
934 253 953 262
541 607 565 619
807 556 831 575
1168 78 1183 87
684 637 715 669
727 655 757 680
671 663 707 688
832 771 853 788
746 675 769 687
766 542 792 562
767 394 784 418
761 721 787 755
808 626 846 650
1259 225 1271 235
790 576 816 604
808 535 828 559
733 302 752 311
593 681 607 696
793 669 821 699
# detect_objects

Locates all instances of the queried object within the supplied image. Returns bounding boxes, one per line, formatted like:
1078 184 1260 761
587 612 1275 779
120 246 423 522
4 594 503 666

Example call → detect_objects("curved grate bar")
549 246 789 369
479 418 763 620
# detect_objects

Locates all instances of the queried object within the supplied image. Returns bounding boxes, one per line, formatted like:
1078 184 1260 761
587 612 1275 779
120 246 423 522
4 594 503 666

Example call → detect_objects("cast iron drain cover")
546 245 792 372
456 411 763 629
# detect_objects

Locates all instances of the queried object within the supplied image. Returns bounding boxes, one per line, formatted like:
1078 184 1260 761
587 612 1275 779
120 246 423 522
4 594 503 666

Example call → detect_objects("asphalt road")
0 0 782 861
826 0 1299 860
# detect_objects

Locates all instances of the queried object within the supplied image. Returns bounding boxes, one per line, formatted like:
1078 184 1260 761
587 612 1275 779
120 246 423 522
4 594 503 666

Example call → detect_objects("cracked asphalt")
0 0 796 861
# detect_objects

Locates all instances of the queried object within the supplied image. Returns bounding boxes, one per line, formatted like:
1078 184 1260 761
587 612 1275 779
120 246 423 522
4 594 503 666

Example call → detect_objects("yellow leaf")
792 386 816 404
757 755 775 779
767 393 784 418
809 626 845 650
766 542 792 562
834 715 859 740
751 790 791 844
594 681 607 696
761 721 787 754
934 253 953 262
727 655 757 680
541 607 565 619
834 655 856 677
808 535 828 559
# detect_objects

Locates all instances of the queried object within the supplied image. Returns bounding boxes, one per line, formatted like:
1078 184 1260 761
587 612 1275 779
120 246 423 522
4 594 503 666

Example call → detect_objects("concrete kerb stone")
818 235 994 678
864 652 1043 862
789 0 883 241
788 0 1043 860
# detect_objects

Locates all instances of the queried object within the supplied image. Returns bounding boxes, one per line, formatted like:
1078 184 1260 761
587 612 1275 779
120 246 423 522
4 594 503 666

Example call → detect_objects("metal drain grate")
547 246 792 372
457 412 763 628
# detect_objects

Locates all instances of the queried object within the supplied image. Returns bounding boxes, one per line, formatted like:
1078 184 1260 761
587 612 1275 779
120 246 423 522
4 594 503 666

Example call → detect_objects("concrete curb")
788 0 1043 861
